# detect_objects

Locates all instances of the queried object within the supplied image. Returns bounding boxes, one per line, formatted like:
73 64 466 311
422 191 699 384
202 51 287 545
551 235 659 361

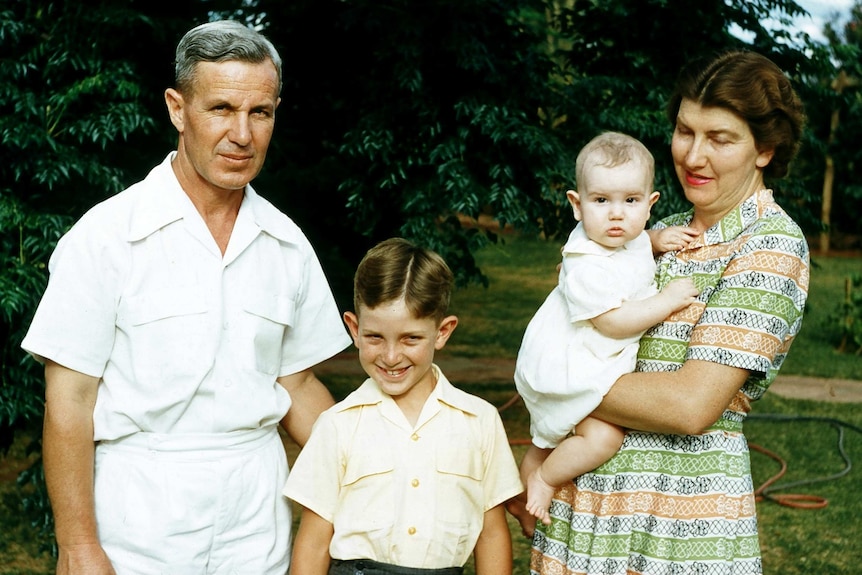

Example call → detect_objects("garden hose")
748 413 862 509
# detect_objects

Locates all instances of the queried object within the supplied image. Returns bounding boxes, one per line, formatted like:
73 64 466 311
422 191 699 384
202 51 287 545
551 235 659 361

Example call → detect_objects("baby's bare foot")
525 468 556 525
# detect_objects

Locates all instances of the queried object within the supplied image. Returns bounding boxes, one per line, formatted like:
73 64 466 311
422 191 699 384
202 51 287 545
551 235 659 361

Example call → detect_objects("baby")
512 132 699 529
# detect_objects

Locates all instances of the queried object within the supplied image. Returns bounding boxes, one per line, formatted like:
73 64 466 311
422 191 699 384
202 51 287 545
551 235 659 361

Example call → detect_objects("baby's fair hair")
575 131 655 191
354 238 454 324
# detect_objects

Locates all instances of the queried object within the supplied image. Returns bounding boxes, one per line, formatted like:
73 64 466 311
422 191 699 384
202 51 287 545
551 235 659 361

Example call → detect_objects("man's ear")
164 88 185 133
566 189 583 221
434 315 459 351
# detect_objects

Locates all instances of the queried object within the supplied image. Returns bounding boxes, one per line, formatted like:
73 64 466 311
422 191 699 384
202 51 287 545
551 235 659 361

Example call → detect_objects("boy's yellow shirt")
284 366 523 568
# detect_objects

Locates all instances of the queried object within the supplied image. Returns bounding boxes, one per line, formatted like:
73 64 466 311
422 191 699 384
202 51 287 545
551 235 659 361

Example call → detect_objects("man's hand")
56 543 116 575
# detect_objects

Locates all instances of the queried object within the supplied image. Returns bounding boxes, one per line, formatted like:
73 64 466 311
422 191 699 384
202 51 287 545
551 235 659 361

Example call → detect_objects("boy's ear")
343 311 360 346
565 189 582 221
648 190 660 207
434 315 459 351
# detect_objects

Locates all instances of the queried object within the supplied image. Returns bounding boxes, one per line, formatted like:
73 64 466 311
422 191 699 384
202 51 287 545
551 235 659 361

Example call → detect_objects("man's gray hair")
174 20 282 95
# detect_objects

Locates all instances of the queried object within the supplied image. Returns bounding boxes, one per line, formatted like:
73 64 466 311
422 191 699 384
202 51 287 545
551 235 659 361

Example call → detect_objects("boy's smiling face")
343 298 457 411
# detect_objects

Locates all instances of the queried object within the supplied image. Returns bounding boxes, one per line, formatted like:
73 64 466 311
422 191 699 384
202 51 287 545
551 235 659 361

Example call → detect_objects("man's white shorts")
94 425 290 574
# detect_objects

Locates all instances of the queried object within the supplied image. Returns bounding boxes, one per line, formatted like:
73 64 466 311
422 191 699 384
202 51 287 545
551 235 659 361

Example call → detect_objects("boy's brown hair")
353 238 454 324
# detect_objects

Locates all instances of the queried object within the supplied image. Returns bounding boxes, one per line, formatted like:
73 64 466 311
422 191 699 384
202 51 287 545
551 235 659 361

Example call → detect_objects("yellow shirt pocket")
436 447 485 523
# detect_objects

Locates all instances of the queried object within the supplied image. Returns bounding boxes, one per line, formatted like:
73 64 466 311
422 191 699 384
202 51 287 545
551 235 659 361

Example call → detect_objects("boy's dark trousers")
328 559 463 575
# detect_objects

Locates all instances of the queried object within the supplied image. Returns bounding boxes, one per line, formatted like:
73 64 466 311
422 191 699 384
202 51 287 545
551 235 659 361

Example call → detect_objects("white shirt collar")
127 152 301 245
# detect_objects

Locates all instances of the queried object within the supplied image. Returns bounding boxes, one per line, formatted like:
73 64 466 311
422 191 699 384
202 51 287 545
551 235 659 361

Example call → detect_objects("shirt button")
407 527 416 535
225 380 233 387
411 478 419 488
410 433 419 441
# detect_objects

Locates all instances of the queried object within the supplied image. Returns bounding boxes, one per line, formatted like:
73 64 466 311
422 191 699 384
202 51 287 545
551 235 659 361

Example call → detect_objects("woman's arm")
591 359 749 435
594 214 808 437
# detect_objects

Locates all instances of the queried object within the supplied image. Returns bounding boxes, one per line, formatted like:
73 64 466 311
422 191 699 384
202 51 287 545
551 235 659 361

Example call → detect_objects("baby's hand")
651 226 699 253
660 278 699 311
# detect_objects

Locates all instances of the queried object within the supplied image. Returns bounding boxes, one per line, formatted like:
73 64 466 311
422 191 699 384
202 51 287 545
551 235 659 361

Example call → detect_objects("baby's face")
568 162 657 249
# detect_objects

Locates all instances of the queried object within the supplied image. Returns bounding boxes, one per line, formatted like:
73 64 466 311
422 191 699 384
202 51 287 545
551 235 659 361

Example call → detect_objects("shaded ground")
315 350 862 403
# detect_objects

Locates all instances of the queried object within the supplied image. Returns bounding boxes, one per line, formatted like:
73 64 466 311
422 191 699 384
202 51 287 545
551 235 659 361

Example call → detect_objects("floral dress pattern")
530 189 810 575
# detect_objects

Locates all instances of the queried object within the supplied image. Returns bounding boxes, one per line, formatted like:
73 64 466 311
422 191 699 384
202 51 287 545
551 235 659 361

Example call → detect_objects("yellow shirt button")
411 478 419 488
408 526 417 535
411 433 419 441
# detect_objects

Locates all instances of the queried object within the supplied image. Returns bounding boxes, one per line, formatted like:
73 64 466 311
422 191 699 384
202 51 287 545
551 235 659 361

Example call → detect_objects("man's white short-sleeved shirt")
283 367 523 569
514 223 657 447
22 153 351 440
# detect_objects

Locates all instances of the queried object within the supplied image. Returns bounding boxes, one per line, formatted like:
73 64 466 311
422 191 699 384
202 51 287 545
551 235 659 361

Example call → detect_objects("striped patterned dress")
530 189 810 575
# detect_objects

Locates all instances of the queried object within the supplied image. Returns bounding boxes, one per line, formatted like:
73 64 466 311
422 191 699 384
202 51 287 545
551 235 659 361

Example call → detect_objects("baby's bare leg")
526 417 625 525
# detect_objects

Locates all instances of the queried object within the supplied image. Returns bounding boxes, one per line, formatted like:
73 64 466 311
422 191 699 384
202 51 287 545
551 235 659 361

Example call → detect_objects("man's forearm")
43 397 100 548
277 369 335 447
43 361 102 549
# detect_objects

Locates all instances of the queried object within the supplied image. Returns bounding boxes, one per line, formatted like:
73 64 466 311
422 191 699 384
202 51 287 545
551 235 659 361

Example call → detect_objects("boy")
511 132 699 529
284 238 523 575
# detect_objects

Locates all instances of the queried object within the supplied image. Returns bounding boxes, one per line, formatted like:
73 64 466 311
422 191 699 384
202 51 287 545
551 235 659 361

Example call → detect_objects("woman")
529 51 809 575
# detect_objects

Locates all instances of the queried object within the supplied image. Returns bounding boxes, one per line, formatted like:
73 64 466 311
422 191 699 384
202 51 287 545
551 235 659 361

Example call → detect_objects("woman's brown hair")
666 51 806 179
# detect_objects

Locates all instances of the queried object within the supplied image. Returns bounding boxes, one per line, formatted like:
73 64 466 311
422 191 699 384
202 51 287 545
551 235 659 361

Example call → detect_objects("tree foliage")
236 0 572 296
239 0 843 300
0 0 166 544
820 1 862 248
542 0 834 231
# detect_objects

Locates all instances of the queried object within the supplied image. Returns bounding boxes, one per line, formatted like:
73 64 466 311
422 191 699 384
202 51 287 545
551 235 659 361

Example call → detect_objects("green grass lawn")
746 394 862 574
1 234 859 575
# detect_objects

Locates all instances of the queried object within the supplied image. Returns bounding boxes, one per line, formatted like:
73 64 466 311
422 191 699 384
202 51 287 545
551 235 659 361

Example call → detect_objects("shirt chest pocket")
342 449 394 488
124 288 209 326
341 448 395 528
436 447 485 523
436 447 484 481
241 291 296 375
120 288 211 383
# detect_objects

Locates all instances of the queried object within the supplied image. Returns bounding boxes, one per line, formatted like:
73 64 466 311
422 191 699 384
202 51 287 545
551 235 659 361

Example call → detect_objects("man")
22 20 350 574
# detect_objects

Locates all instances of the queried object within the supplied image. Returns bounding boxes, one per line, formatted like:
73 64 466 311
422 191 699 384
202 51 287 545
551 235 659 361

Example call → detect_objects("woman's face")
671 99 774 228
